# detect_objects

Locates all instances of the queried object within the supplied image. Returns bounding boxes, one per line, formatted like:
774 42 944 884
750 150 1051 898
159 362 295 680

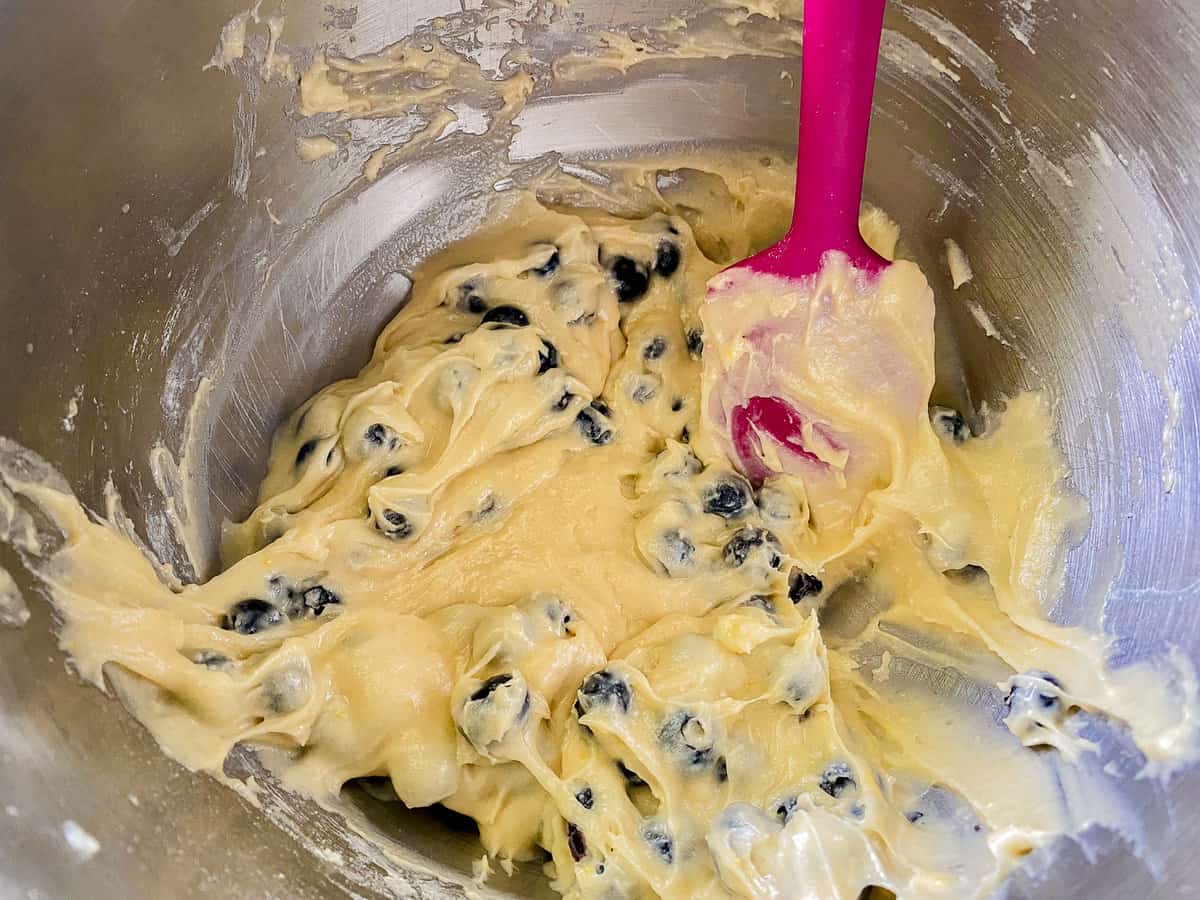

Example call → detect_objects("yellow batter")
2 184 1195 899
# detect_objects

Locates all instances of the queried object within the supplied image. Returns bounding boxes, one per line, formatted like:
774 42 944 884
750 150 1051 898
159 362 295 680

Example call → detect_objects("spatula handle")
790 0 887 270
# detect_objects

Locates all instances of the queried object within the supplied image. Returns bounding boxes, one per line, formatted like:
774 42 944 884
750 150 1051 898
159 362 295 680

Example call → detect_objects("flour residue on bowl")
943 238 974 289
999 0 1043 54
62 819 101 862
0 565 29 628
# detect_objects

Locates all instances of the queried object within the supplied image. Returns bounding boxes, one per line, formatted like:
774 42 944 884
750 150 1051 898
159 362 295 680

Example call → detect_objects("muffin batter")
2 189 1194 899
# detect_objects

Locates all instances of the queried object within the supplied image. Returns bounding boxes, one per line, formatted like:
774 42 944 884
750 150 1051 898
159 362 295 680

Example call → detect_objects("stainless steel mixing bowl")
2 0 1198 897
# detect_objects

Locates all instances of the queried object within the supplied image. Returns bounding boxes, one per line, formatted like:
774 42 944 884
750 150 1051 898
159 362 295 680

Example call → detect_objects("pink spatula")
704 0 893 490
746 0 888 278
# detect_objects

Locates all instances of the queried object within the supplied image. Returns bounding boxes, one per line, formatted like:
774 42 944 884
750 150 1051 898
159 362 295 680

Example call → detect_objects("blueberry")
262 666 309 714
616 760 646 786
532 249 560 278
818 762 856 798
702 477 751 519
686 329 704 358
471 673 514 702
643 336 666 360
544 598 575 635
295 438 319 466
906 810 925 823
931 407 970 442
301 585 340 616
631 381 656 404
788 570 824 602
576 406 614 445
223 599 283 635
538 341 559 374
658 711 716 770
756 484 799 524
741 595 776 615
657 530 696 575
575 786 594 810
642 824 674 864
457 672 531 751
1005 672 1064 712
610 257 649 302
190 649 231 670
281 584 339 620
279 590 305 619
577 670 632 714
482 305 530 327
781 676 815 709
476 495 498 520
723 527 782 568
379 509 413 539
654 241 681 277
459 283 487 314
591 399 611 416
670 397 684 412
364 423 389 446
553 391 575 411
715 757 728 782
566 823 587 861
774 795 798 823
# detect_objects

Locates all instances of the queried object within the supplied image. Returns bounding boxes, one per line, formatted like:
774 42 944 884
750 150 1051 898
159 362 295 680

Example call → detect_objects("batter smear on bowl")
2 190 1196 898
